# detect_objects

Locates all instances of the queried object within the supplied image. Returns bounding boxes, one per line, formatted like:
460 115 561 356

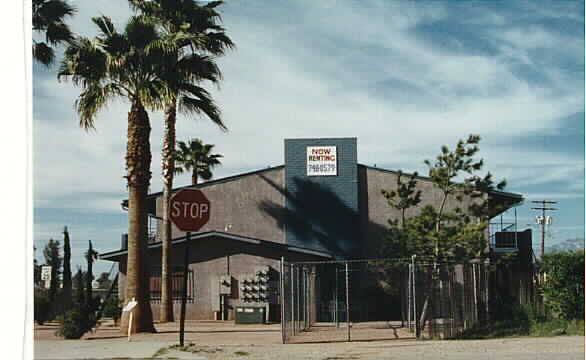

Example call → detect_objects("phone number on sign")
308 163 336 174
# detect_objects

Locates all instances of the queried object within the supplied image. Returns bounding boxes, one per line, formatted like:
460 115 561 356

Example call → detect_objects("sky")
33 0 584 276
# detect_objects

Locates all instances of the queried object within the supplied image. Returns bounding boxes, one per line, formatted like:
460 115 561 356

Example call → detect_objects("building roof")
121 162 523 217
99 230 334 261
121 165 285 211
359 164 524 205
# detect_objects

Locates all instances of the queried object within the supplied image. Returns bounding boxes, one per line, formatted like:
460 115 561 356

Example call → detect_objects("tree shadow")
258 174 372 258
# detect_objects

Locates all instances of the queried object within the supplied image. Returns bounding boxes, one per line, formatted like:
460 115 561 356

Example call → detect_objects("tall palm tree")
58 15 169 333
130 0 234 323
32 0 76 66
175 139 223 185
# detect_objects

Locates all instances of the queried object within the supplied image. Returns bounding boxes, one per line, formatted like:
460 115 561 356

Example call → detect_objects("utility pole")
531 200 557 258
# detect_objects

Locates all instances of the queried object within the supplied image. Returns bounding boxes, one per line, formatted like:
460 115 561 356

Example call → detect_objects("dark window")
149 267 194 303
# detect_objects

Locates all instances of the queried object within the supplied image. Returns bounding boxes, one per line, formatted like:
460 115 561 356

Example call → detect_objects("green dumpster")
235 306 266 324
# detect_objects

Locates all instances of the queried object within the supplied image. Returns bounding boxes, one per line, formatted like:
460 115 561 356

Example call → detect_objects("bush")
541 250 585 320
457 303 581 339
102 295 122 322
56 306 96 339
34 290 53 325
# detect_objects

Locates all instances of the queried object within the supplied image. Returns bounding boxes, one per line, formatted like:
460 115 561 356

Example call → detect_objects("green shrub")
56 306 96 339
541 250 585 320
102 295 122 322
34 290 53 325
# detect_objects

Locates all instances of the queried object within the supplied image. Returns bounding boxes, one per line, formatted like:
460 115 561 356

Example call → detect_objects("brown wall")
115 164 498 320
118 235 325 320
156 167 286 244
359 166 485 258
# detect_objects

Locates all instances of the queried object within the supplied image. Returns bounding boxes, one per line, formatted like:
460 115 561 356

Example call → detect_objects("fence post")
412 255 419 338
472 263 478 324
345 261 350 342
335 264 339 327
290 264 295 336
407 263 412 331
280 257 285 344
295 266 301 334
306 268 310 329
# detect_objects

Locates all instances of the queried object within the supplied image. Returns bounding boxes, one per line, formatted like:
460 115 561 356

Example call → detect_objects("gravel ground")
34 321 585 360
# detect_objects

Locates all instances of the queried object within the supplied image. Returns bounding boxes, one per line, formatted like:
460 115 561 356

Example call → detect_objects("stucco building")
100 138 525 321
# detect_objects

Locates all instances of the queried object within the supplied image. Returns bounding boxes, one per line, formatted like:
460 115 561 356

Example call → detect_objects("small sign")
41 266 52 281
307 146 337 176
123 299 138 312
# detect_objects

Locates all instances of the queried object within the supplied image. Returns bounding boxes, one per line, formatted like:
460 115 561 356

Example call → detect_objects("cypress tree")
85 240 98 309
62 226 73 310
43 239 62 305
74 267 85 306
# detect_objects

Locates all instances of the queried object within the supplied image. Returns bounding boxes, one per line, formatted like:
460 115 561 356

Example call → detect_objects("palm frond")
177 84 226 131
74 83 119 130
126 16 159 50
33 0 76 66
58 37 108 87
201 31 235 55
177 53 222 84
45 21 74 45
33 41 54 66
92 16 116 38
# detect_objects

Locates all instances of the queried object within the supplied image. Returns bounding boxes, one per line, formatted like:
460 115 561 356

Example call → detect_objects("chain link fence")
281 258 490 343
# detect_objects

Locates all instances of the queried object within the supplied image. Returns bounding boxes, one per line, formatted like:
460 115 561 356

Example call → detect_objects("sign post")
169 189 211 346
179 232 190 347
122 298 138 342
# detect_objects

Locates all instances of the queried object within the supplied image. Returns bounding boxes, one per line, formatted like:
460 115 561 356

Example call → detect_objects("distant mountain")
545 238 585 254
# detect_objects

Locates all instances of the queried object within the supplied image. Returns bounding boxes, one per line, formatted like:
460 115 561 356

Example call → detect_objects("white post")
127 297 136 342
128 311 133 342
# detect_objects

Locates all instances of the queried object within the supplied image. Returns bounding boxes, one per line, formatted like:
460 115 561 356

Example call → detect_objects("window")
149 267 194 303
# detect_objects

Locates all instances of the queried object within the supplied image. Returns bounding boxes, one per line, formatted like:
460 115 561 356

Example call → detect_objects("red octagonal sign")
169 189 211 232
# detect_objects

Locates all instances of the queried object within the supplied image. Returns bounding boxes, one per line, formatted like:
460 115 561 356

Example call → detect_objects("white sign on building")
307 146 337 176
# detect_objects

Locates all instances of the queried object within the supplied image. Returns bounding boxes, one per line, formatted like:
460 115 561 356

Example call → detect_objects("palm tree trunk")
160 103 176 322
120 100 156 334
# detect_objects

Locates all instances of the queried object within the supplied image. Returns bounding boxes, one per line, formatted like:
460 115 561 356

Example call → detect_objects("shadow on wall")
257 174 388 259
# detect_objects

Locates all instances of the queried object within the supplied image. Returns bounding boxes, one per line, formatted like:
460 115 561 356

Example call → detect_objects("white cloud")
33 1 583 249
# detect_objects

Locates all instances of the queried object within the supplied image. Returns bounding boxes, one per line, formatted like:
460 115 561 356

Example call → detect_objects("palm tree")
32 0 76 66
58 15 169 333
130 0 234 323
175 139 223 185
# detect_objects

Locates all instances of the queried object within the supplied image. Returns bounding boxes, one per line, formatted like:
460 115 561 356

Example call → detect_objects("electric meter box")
235 306 266 324
219 275 232 295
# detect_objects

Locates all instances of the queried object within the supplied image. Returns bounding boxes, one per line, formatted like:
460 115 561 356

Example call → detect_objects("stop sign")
169 189 211 232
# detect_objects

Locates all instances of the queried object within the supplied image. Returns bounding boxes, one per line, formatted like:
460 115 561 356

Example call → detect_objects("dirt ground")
34 320 585 360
